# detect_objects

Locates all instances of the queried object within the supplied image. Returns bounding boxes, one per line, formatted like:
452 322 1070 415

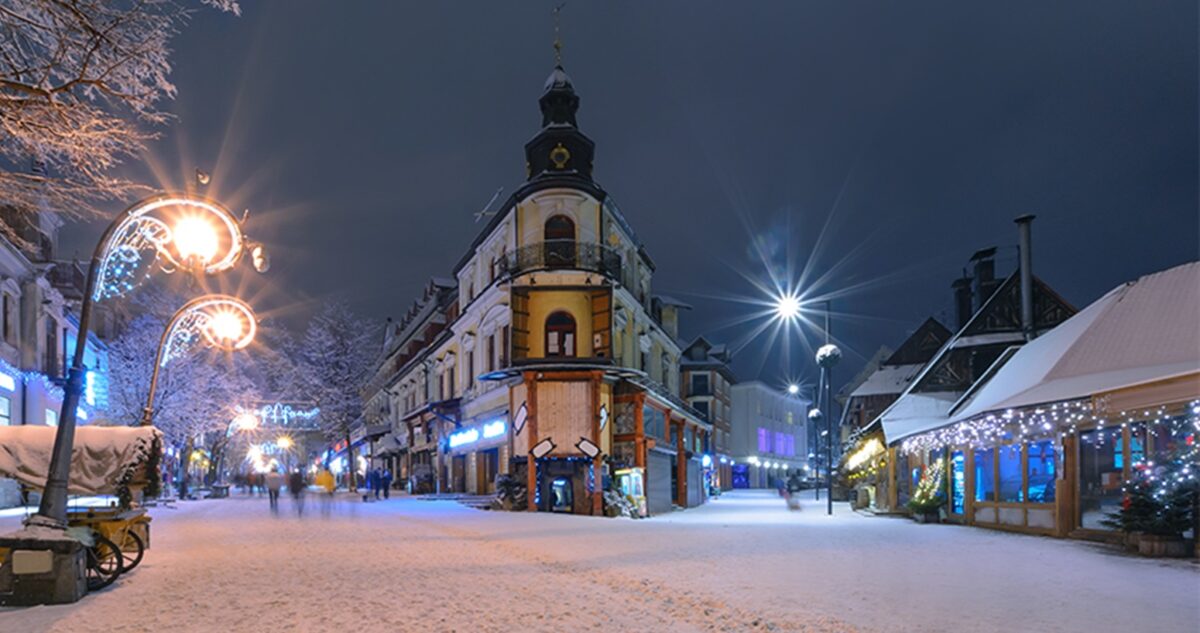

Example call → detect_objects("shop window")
974 448 995 502
951 451 965 514
545 311 576 357
1078 429 1121 530
998 444 1023 502
1027 440 1056 503
0 395 9 426
757 428 769 453
896 452 912 506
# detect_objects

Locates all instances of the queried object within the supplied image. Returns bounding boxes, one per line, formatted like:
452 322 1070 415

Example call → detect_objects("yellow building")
365 64 710 516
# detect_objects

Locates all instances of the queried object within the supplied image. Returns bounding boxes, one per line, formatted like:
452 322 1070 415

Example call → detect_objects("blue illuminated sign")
449 428 479 448
482 420 506 439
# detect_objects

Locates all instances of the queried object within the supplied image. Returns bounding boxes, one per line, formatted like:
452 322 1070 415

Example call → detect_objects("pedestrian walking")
381 468 392 500
265 468 284 513
369 468 382 501
315 467 335 516
289 469 307 516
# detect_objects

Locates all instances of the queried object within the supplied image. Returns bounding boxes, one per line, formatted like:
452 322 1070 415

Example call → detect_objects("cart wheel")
85 533 125 591
120 530 146 572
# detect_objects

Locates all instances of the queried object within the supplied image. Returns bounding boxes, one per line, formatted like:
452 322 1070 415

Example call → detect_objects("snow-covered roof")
879 391 960 444
949 261 1200 422
849 364 924 398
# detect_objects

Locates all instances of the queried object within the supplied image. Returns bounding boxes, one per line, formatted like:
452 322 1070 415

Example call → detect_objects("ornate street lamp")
141 294 258 426
29 193 265 530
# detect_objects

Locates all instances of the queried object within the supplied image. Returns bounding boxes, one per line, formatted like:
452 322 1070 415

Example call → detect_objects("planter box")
913 512 939 524
1137 534 1190 558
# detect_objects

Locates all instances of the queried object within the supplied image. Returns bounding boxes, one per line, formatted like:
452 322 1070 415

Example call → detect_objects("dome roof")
543 65 574 93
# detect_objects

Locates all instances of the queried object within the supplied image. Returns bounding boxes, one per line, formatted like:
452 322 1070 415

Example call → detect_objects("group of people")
264 468 312 515
365 467 393 500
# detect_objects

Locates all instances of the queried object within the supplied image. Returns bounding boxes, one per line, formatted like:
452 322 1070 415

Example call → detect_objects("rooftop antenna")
473 186 504 223
553 3 566 65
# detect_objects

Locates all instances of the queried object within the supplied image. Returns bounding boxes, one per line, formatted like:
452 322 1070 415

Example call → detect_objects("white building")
730 381 811 488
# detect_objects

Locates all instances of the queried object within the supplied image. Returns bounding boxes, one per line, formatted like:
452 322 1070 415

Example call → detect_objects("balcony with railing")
503 240 622 280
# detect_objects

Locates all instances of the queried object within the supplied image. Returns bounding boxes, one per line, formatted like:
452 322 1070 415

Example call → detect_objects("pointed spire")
553 3 566 66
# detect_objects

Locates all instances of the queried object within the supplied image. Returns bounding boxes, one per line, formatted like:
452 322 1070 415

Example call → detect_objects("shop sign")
449 419 507 449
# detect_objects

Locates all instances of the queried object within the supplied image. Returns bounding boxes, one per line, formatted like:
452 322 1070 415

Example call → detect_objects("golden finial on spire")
553 3 566 65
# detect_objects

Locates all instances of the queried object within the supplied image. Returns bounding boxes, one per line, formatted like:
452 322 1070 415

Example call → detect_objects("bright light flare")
173 216 220 264
231 412 259 432
787 383 800 395
775 293 801 321
208 309 246 343
276 436 294 450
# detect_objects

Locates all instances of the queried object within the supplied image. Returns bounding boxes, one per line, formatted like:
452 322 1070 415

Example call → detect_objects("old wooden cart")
0 425 162 591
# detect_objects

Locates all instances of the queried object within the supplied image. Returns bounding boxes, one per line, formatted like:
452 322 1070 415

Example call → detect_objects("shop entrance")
451 455 467 493
1078 429 1123 530
550 477 574 512
478 448 499 494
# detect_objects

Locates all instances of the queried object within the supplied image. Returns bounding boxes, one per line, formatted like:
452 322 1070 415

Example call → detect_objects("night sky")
63 1 1198 391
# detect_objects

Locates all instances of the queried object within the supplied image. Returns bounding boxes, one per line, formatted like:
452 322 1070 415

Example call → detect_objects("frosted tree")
299 303 378 490
106 290 259 496
0 0 240 248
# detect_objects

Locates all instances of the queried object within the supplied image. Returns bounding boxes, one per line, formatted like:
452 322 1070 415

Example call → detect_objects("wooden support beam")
591 371 603 516
674 415 687 507
633 392 646 469
525 371 538 512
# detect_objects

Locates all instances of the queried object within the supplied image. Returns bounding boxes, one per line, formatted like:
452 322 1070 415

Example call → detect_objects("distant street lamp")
141 294 258 426
29 192 265 530
773 292 839 516
787 383 800 396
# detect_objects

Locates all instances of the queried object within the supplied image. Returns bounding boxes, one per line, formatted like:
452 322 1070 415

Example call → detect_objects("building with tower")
360 62 712 516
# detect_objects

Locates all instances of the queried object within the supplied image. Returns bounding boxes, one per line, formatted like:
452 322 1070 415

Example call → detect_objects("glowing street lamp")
30 192 266 530
787 383 800 396
775 293 801 321
142 295 258 426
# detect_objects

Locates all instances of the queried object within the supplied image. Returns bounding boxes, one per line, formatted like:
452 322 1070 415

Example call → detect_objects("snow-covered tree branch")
0 0 239 248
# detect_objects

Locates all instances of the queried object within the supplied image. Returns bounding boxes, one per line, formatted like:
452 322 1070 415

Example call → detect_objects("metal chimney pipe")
1015 214 1036 340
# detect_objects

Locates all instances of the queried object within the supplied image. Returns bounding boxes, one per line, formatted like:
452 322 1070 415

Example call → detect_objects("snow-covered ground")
1 490 1196 632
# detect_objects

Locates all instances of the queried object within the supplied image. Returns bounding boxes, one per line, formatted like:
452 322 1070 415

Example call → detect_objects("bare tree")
0 0 239 247
299 303 378 490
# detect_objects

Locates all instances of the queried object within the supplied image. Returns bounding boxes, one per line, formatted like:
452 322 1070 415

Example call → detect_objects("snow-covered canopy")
0 425 162 496
849 364 924 398
949 261 1200 423
880 391 960 444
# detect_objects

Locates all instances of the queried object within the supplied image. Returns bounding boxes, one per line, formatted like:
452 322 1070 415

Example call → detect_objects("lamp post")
27 193 263 530
774 294 839 516
141 294 258 426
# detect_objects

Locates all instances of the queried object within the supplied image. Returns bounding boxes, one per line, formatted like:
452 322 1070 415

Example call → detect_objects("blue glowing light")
483 420 506 439
449 428 480 448
0 372 14 392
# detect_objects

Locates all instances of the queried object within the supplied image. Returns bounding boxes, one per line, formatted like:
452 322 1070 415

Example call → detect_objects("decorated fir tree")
1104 445 1198 536
908 457 947 515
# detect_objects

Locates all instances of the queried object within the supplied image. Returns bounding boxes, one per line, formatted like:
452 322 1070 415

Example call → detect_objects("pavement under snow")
1 490 1196 632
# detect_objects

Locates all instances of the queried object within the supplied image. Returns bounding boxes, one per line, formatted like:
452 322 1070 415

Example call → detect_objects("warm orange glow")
173 216 221 263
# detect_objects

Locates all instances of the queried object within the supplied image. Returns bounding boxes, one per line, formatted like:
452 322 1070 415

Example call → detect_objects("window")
545 311 575 357
466 351 474 390
774 431 786 455
693 401 709 420
45 321 58 377
951 451 966 513
660 352 671 385
998 444 1022 502
0 396 9 426
757 428 769 453
544 215 576 266
487 335 496 372
691 374 710 396
974 447 995 502
45 408 58 427
1 294 11 342
500 326 509 367
1027 440 1056 503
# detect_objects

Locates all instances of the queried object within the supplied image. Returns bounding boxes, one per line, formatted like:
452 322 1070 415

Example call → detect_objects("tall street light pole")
141 294 258 426
815 300 840 516
27 193 262 530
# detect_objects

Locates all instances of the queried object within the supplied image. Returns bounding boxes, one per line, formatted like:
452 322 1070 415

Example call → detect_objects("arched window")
545 311 576 358
544 215 576 267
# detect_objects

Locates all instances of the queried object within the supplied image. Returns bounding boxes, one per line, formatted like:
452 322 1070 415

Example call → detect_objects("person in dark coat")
381 469 393 499
288 469 306 516
369 468 382 500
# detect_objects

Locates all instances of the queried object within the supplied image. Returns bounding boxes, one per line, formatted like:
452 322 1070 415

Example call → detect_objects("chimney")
1015 214 1036 340
952 273 973 329
969 248 998 310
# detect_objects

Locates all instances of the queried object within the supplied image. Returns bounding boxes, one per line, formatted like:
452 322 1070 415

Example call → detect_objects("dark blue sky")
66 1 1198 389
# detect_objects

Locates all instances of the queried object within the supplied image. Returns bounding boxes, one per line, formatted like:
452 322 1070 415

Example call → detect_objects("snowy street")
1 490 1196 632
